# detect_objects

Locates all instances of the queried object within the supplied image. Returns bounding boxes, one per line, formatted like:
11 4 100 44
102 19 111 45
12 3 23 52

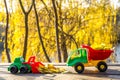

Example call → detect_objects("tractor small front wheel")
10 66 18 74
97 61 107 72
74 63 84 74
20 66 28 73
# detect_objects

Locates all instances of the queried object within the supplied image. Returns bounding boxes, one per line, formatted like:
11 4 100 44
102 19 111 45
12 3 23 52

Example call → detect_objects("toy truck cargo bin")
8 56 44 74
67 45 113 74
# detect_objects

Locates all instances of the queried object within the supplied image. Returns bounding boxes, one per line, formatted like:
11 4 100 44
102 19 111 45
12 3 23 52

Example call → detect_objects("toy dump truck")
67 45 113 73
8 56 44 74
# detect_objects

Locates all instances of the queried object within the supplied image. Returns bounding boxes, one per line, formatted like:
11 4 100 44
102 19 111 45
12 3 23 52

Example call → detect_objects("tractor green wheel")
20 66 28 73
10 66 18 74
74 63 84 74
97 61 107 72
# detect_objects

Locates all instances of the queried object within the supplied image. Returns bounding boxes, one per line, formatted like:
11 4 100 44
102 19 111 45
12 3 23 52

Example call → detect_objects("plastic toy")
8 56 44 74
67 45 113 73
8 57 31 74
22 56 44 73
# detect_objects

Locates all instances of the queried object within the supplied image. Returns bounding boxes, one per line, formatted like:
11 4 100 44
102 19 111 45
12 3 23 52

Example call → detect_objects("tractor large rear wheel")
10 66 18 74
20 66 28 73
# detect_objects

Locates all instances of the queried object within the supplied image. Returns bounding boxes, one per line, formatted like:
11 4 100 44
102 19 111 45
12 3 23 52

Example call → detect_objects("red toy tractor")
21 56 44 73
8 56 44 74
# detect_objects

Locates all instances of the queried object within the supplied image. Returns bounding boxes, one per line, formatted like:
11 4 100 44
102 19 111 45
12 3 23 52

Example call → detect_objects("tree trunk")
61 34 68 62
22 14 28 59
4 0 11 62
52 0 61 62
33 2 51 62
58 0 68 62
19 0 34 60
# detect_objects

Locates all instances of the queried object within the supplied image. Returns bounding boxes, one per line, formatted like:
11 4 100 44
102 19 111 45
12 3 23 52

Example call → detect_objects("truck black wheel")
74 63 84 74
20 66 28 73
97 61 107 72
10 66 18 74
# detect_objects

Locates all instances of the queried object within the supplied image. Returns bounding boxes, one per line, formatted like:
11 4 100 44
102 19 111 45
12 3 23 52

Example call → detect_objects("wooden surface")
0 63 120 80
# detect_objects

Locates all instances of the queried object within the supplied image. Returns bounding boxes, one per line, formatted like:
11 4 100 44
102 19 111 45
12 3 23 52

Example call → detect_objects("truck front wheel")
74 63 84 74
20 66 28 73
97 61 107 72
10 66 18 74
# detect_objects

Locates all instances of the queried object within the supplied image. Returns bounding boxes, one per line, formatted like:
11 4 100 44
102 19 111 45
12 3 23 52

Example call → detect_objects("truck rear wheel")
97 61 107 72
10 66 18 74
74 63 84 74
20 66 28 73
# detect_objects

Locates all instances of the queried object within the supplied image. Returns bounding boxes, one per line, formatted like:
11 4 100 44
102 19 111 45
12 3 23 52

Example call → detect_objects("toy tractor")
8 56 44 74
8 57 31 74
67 45 113 73
21 56 44 73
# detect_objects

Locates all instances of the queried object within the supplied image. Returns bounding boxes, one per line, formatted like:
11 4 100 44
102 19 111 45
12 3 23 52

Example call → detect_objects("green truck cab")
67 48 88 66
67 48 88 73
8 57 31 74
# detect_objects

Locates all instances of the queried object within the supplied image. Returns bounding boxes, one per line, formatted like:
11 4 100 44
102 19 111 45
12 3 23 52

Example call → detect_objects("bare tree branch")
19 0 26 14
41 0 49 13
59 29 79 49
33 1 51 62
19 0 34 14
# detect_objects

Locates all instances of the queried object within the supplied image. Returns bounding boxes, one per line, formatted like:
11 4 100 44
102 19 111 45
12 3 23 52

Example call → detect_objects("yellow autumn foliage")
0 0 117 62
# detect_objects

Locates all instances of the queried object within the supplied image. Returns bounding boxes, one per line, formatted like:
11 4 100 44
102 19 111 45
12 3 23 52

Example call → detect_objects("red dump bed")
82 45 113 60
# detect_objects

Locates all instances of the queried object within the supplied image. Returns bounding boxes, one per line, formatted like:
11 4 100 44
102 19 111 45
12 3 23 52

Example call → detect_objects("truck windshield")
70 48 81 58
70 48 87 58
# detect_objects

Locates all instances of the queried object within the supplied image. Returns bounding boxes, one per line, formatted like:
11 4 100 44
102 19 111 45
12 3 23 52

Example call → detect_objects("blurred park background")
0 0 120 63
